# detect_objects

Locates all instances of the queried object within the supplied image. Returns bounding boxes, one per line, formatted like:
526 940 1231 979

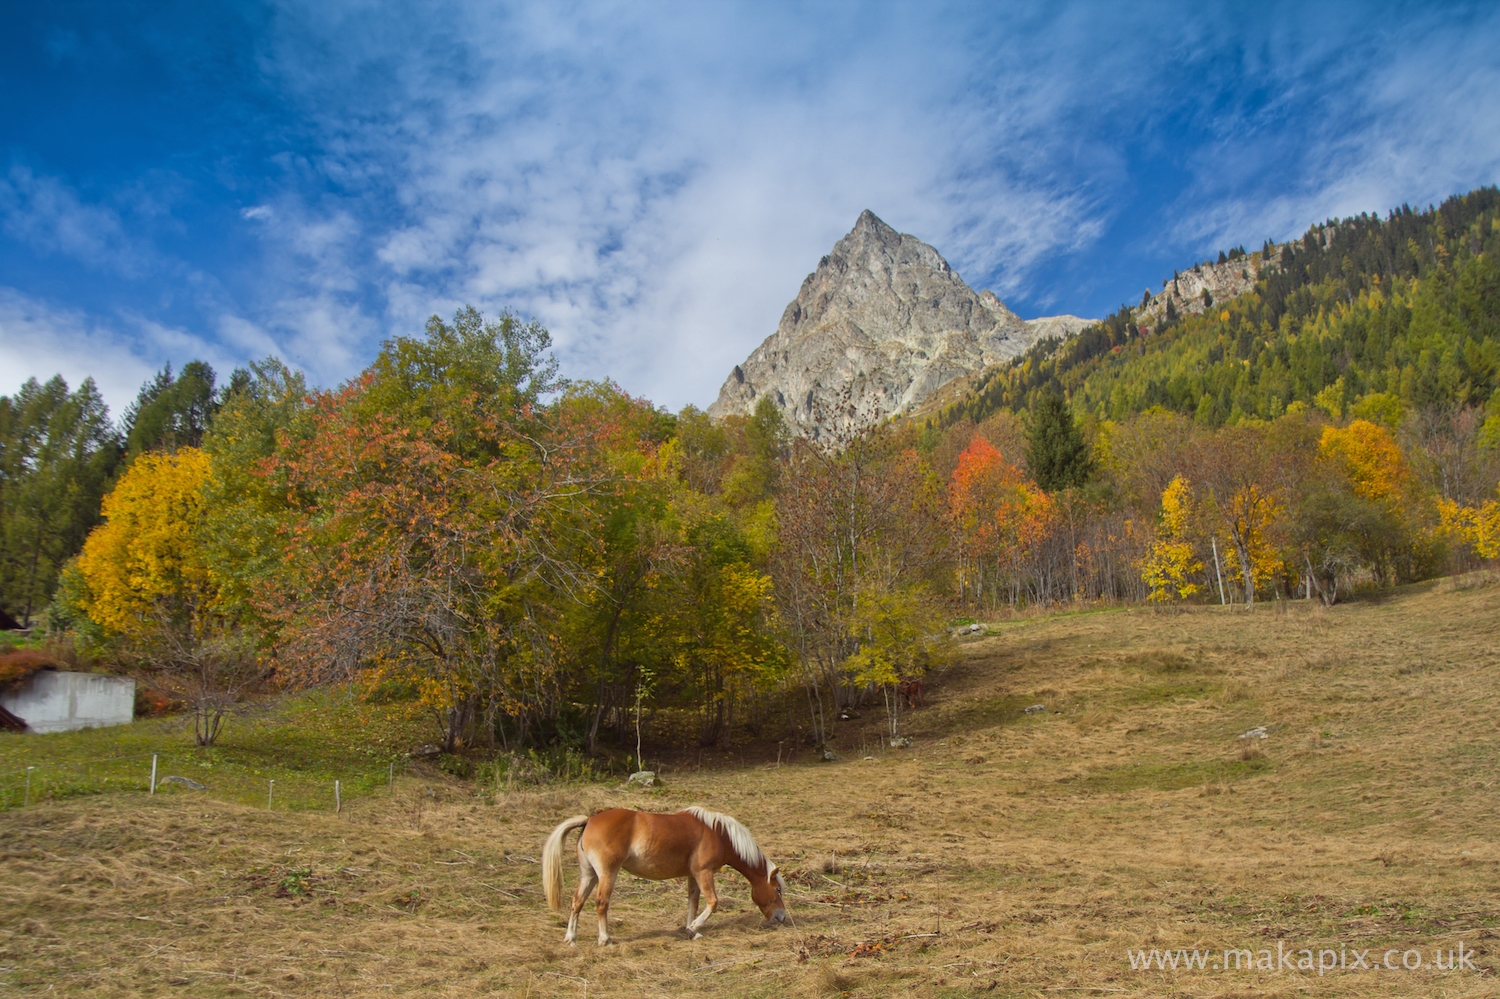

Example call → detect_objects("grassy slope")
3 579 1500 997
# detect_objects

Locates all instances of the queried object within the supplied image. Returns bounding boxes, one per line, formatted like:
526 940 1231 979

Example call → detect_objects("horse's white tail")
541 815 589 911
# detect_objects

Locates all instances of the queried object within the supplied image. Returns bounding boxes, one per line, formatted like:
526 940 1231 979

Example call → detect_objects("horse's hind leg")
593 863 619 946
684 877 701 932
564 849 599 945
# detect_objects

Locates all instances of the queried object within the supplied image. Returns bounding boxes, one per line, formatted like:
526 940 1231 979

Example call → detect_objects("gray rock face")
708 210 1091 436
1137 252 1268 325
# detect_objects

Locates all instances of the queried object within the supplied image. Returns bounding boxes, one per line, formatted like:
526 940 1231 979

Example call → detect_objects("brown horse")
542 806 786 945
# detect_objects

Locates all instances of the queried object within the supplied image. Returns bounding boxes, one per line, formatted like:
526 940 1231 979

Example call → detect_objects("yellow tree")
844 581 948 738
77 448 217 636
75 448 257 744
1140 475 1203 602
1319 420 1407 502
1440 492 1500 560
1196 423 1305 604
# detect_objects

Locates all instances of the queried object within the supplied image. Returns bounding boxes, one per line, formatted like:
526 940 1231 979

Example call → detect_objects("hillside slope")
931 187 1500 429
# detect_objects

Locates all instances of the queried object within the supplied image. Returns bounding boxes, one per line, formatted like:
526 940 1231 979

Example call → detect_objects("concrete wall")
0 670 135 734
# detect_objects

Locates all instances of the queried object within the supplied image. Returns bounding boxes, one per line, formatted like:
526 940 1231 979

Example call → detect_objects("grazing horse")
897 676 926 709
542 806 787 945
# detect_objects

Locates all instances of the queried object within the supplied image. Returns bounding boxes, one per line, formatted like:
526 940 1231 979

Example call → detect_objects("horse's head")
752 864 787 925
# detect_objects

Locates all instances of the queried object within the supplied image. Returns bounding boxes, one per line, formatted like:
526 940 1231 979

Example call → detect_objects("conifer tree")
1025 391 1093 492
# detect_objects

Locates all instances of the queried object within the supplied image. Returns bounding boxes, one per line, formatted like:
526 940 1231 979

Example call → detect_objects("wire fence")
0 749 412 814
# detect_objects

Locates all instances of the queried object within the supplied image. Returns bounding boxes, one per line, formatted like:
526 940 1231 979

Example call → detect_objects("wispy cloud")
0 165 144 276
1158 8 1500 256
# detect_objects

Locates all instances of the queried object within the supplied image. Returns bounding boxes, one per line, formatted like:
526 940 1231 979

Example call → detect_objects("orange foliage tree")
947 436 1058 607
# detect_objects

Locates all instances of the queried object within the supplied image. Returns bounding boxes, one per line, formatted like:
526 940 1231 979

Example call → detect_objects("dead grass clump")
1220 679 1253 703
1238 738 1267 761
1072 709 1118 733
804 963 857 997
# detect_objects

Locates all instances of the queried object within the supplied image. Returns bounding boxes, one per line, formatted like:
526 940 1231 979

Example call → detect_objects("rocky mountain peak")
707 212 1091 437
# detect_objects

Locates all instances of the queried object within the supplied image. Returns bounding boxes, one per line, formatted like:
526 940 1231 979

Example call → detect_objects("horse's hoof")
691 932 704 941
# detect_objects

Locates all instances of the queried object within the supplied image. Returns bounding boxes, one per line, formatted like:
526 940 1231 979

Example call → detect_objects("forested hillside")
937 187 1500 430
3 191 1499 763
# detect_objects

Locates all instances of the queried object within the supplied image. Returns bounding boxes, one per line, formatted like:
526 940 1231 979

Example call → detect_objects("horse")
542 806 787 946
897 676 925 709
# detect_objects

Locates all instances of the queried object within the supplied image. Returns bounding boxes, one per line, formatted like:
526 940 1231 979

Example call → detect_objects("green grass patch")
915 693 1049 733
0 687 429 812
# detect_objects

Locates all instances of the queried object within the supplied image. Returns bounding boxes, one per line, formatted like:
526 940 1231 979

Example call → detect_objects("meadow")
2 576 1498 998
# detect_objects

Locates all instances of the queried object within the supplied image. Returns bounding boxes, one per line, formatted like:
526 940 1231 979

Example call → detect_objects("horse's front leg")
684 877 701 933
685 869 719 939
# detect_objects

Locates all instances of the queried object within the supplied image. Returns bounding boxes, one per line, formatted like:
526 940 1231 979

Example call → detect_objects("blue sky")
3 2 1499 416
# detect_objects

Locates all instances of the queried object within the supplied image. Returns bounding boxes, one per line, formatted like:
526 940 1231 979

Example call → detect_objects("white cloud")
0 289 157 414
241 205 273 220
0 288 302 417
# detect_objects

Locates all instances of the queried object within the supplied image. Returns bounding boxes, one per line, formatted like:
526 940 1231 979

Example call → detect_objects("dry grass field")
4 577 1499 998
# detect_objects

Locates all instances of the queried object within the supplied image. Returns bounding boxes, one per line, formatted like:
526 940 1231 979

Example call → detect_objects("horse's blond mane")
685 806 770 873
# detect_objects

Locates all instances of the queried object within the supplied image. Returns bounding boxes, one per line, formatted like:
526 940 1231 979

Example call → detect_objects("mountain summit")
707 211 1091 435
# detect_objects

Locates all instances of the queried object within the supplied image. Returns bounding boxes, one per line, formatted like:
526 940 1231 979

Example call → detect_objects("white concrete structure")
0 670 134 734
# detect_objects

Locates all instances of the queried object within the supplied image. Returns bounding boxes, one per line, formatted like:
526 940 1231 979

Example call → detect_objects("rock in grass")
157 775 206 790
821 749 841 762
627 770 659 788
888 736 913 748
1024 704 1047 716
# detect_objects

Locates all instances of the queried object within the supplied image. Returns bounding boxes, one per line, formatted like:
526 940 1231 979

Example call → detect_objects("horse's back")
578 808 711 880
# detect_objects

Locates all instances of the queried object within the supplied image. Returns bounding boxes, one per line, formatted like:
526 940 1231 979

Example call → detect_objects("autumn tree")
1140 475 1203 602
843 579 949 739
269 308 610 752
773 427 945 746
73 448 260 744
1441 489 1500 560
1194 421 1311 604
1295 418 1432 599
